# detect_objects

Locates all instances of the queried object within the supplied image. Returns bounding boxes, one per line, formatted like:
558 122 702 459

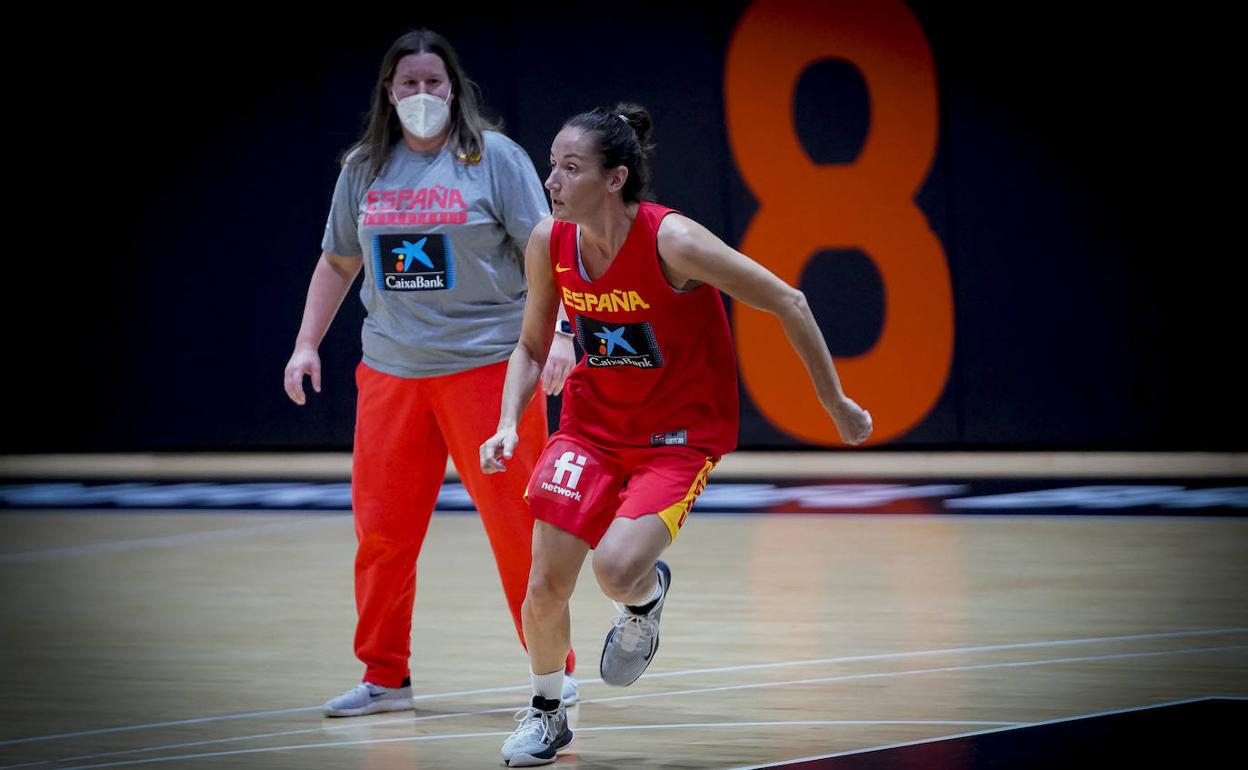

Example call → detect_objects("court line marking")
0 519 341 564
583 645 1248 707
0 721 1023 770
2 626 1243 748
721 695 1247 770
4 722 1042 770
45 670 1248 770
635 626 1248 680
8 644 1243 770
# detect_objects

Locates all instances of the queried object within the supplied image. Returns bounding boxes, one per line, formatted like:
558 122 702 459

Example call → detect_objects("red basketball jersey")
551 202 739 456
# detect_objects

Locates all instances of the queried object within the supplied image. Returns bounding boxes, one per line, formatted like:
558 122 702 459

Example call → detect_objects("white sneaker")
322 681 414 717
599 560 670 686
501 696 573 766
562 674 579 706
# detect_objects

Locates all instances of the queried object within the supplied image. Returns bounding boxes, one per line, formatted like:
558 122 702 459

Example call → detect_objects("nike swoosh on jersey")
555 265 572 272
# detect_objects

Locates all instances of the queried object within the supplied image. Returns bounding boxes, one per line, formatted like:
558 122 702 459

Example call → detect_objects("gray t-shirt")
322 131 549 377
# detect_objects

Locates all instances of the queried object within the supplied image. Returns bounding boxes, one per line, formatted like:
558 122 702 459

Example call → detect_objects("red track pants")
351 360 574 687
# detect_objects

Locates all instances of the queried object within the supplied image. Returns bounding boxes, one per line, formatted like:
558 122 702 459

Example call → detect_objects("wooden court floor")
1 507 1246 769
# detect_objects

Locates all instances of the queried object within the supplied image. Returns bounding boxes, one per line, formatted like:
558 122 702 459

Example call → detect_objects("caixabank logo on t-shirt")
576 316 664 369
373 233 455 291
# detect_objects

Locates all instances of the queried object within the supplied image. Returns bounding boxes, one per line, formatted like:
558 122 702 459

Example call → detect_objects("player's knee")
526 566 575 609
591 549 650 599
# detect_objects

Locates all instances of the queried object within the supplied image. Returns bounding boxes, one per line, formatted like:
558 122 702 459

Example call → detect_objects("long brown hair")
343 29 499 180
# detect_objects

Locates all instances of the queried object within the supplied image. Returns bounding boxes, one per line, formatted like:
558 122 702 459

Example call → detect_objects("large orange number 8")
726 0 954 444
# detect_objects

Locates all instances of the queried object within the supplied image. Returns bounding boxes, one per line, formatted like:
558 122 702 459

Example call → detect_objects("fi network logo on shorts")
576 317 664 369
373 233 456 291
540 451 586 502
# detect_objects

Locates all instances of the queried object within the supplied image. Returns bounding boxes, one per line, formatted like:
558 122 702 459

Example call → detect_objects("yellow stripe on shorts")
656 457 716 542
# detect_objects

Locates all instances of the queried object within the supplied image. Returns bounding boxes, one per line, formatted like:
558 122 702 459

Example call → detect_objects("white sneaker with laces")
599 560 670 686
501 696 572 766
322 681 414 717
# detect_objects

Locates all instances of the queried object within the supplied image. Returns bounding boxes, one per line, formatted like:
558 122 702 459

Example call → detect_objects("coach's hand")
480 429 520 474
283 346 322 405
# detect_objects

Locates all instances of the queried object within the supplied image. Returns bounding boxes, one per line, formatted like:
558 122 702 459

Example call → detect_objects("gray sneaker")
322 681 414 717
599 560 671 686
562 674 580 706
501 696 573 766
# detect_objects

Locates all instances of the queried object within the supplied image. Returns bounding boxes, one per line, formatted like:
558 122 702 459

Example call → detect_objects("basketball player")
480 103 871 765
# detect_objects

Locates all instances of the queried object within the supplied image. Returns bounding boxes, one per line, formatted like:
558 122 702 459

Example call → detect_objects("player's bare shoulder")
652 214 707 290
656 213 729 288
655 212 705 258
530 215 556 240
525 216 557 254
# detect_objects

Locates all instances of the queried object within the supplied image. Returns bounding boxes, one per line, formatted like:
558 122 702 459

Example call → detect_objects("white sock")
627 570 664 612
531 668 565 703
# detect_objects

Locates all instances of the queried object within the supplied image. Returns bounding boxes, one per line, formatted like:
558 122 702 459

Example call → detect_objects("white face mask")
393 88 452 139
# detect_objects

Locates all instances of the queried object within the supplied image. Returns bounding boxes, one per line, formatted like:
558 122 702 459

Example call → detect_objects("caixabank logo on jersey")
373 233 456 291
576 316 665 369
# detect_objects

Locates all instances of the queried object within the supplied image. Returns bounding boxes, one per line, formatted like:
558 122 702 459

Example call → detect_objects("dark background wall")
6 2 1240 452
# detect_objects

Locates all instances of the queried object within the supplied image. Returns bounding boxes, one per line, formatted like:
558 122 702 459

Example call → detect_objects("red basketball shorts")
525 431 717 547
